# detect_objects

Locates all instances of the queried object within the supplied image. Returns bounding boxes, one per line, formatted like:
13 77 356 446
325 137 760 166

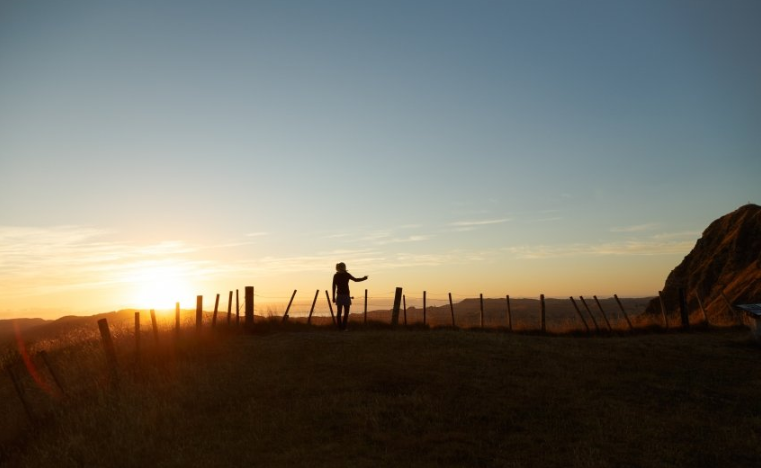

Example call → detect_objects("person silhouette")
332 262 368 330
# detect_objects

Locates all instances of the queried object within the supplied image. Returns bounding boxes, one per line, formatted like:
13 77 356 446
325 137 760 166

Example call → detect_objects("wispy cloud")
652 230 701 240
325 227 434 246
504 237 696 259
446 218 511 233
609 223 659 233
450 218 511 227
0 226 211 297
245 231 269 237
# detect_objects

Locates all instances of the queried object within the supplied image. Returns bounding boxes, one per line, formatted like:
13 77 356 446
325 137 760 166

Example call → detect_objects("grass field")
2 325 761 467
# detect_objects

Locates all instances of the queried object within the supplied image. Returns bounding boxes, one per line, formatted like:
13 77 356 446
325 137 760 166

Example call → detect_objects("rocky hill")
645 204 761 323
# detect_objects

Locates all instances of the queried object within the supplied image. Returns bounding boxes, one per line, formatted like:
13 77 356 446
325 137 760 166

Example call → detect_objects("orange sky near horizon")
2 2 758 320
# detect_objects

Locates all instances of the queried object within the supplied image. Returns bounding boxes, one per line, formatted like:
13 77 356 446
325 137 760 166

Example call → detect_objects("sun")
131 265 194 311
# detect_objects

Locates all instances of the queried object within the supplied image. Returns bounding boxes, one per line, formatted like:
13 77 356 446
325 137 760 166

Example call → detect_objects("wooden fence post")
7 366 35 425
236 289 240 326
720 291 741 325
196 296 203 332
391 287 403 326
579 296 600 332
97 318 119 386
135 312 141 362
480 294 485 329
569 297 590 333
658 291 669 329
678 288 689 329
150 309 159 345
696 292 710 326
403 294 408 326
212 294 220 328
448 293 456 328
506 295 512 331
613 294 634 331
282 290 297 322
245 287 254 327
175 302 181 334
308 289 319 325
39 351 66 397
423 291 427 326
364 289 368 325
593 296 613 331
325 290 336 325
227 291 233 325
540 294 546 333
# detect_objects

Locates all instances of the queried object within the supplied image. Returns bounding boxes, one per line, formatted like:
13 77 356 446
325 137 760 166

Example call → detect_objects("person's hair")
335 262 347 272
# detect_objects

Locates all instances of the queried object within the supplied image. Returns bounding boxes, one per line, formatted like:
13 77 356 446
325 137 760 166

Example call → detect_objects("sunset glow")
128 265 195 311
0 1 758 320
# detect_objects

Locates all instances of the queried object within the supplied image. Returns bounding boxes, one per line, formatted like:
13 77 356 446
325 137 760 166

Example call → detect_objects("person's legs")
343 304 351 330
336 304 344 329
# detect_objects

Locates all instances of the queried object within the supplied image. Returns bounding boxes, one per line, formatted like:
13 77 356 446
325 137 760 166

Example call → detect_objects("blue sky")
1 0 759 318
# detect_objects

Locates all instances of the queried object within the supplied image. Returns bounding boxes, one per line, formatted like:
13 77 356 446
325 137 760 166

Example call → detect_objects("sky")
1 0 759 319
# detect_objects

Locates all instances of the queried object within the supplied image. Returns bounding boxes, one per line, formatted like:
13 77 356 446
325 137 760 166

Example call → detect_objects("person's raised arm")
350 274 369 282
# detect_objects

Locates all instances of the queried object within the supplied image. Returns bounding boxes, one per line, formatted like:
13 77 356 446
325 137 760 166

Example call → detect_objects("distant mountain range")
1 296 655 346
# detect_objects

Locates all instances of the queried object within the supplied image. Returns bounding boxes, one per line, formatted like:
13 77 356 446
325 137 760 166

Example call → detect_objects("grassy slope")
3 328 761 468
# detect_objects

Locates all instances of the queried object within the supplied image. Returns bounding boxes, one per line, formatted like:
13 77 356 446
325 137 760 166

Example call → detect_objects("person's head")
336 262 347 273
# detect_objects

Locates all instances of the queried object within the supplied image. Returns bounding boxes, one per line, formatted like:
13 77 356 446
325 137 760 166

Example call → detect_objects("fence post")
7 366 35 425
391 287 403 326
569 297 590 333
135 312 141 363
506 295 512 331
696 292 710 326
282 289 297 322
212 294 220 328
423 291 427 326
236 289 240 326
480 294 485 329
227 291 233 325
593 296 613 331
540 294 546 333
308 289 319 325
364 289 368 325
39 351 66 397
658 291 669 329
448 293 456 328
175 302 181 335
245 287 254 327
97 318 119 386
325 290 336 325
613 294 634 331
720 291 741 325
196 296 203 332
150 309 159 345
403 294 408 326
579 296 600 332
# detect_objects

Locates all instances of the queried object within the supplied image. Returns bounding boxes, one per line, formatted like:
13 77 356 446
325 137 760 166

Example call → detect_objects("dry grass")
2 324 761 467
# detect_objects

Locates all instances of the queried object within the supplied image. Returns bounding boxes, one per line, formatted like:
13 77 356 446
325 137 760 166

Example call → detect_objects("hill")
0 319 50 343
646 203 761 323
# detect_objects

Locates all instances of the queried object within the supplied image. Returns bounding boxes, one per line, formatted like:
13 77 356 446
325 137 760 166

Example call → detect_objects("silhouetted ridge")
645 203 761 321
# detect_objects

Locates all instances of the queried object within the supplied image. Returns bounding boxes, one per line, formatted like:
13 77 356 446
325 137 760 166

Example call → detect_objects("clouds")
449 218 512 231
0 225 212 298
0 217 699 316
609 223 659 233
504 235 697 259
